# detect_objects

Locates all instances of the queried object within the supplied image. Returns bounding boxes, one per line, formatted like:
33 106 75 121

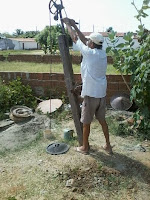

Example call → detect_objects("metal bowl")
46 142 70 155
110 93 132 111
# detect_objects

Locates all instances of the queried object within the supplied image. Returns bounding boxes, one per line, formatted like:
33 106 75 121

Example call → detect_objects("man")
63 18 113 155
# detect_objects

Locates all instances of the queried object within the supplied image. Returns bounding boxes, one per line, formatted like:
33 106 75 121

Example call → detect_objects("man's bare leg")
99 119 113 154
77 123 90 152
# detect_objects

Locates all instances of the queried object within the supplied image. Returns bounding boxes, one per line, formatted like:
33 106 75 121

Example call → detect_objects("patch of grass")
0 61 64 73
0 50 44 55
0 61 119 74
7 197 17 200
106 115 135 139
59 136 79 147
106 115 119 135
97 163 103 171
70 50 81 56
107 64 120 75
106 114 150 141
0 49 81 56
48 106 72 123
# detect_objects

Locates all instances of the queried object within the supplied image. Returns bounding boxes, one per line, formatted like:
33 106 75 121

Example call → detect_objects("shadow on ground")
90 149 150 185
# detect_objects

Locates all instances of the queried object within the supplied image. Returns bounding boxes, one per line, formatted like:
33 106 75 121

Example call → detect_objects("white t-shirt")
76 39 107 98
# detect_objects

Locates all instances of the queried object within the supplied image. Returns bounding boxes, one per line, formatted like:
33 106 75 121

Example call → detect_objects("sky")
0 0 150 34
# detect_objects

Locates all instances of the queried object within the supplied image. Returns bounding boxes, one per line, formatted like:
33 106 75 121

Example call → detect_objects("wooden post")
58 34 83 145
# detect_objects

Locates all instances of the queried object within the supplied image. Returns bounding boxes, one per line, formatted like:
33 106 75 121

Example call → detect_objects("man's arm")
63 18 88 45
65 23 78 43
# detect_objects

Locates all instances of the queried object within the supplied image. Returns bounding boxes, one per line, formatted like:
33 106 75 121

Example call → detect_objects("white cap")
87 32 104 45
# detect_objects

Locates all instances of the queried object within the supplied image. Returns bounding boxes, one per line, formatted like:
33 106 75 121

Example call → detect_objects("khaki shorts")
80 96 106 124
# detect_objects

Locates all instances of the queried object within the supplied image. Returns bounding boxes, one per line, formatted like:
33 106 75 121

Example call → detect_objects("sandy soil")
0 110 150 200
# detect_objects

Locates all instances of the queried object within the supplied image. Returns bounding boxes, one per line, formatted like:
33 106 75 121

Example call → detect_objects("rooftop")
83 32 137 38
8 38 36 42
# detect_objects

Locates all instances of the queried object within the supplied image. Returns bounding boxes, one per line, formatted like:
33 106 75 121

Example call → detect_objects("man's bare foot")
101 144 113 155
75 146 89 155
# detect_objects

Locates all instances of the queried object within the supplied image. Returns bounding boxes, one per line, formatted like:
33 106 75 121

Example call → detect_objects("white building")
0 38 40 50
10 38 40 50
73 32 139 51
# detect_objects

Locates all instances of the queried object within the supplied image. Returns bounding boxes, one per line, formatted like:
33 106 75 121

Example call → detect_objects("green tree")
13 29 24 37
0 32 13 38
35 25 61 54
0 30 40 39
35 25 72 54
23 31 40 38
106 0 150 135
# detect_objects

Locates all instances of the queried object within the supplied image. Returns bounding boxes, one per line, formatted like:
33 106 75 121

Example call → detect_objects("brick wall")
0 72 130 105
0 55 113 64
0 55 62 63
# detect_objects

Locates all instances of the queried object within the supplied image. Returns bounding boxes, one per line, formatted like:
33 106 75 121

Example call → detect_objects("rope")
120 72 131 92
63 7 68 18
49 3 53 130
48 0 69 130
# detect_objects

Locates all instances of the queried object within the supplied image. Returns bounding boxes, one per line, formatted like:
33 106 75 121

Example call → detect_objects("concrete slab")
36 99 63 114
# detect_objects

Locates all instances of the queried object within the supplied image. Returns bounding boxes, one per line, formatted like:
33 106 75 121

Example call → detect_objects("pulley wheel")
49 0 64 15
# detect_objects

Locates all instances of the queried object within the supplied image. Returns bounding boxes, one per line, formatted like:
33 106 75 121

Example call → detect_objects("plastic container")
63 129 74 141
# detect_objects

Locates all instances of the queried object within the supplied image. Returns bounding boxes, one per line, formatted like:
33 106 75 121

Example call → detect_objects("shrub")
106 0 150 136
0 77 37 119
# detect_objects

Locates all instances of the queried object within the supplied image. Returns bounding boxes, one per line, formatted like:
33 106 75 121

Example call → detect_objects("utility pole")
49 0 83 145
79 19 80 30
93 24 95 32
58 35 83 145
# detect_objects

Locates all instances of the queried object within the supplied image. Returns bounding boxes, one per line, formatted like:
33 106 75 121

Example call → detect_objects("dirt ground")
0 108 150 200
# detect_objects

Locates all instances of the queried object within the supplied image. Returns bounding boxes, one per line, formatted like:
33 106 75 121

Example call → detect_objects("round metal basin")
46 142 70 155
110 93 132 111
